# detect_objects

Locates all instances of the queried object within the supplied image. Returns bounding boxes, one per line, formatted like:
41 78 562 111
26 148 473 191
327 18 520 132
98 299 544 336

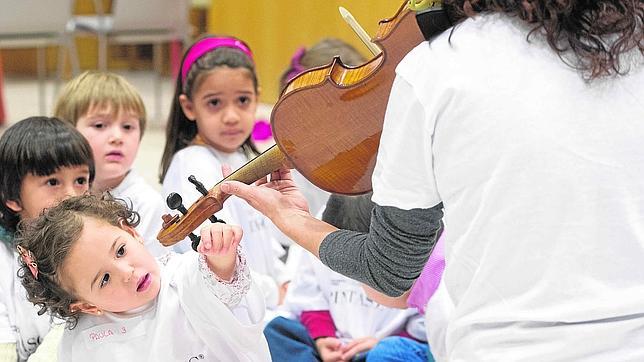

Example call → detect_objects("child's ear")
119 219 144 244
5 200 22 213
69 301 103 316
178 94 196 122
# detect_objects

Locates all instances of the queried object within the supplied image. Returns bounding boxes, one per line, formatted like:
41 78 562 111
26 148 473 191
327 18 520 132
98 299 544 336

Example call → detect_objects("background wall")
208 0 405 103
2 0 406 104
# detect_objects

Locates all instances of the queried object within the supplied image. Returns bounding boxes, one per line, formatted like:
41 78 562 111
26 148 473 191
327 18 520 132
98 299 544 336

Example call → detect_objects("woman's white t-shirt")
372 13 644 360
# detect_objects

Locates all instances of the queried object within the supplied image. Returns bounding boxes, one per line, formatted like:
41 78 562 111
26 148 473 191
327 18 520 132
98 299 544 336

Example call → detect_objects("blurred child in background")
54 71 168 257
159 35 289 312
265 193 432 361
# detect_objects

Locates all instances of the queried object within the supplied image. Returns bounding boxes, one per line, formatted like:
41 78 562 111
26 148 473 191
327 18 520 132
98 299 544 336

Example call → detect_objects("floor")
1 71 273 192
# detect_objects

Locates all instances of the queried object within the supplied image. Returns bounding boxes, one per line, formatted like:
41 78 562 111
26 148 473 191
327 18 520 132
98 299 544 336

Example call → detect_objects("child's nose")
109 127 124 143
117 263 134 283
62 184 80 198
222 106 240 124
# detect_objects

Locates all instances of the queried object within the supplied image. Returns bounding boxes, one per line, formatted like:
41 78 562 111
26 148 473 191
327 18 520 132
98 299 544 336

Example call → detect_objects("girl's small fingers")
217 226 233 254
198 227 212 253
210 228 224 254
231 225 243 246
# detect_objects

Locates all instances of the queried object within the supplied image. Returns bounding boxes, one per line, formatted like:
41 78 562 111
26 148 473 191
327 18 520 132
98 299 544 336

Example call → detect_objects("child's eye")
93 123 104 129
75 177 88 186
238 96 250 105
46 178 60 186
116 244 126 257
208 99 220 107
123 124 134 130
99 273 110 288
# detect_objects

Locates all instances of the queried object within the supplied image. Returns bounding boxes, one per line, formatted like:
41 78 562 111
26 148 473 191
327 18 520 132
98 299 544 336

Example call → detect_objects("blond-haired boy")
54 71 167 256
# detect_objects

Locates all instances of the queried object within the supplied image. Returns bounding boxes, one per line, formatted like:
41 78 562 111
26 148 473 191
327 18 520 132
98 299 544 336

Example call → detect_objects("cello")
158 0 432 247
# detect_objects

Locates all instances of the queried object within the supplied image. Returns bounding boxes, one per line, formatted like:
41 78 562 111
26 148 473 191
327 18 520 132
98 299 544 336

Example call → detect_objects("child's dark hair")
0 117 95 233
16 193 140 328
159 35 260 183
322 192 375 233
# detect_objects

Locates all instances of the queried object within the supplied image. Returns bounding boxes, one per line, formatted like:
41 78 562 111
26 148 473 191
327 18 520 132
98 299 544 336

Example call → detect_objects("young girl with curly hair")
16 194 270 361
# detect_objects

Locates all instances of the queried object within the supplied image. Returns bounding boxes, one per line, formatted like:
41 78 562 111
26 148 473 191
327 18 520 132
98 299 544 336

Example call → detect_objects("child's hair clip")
285 47 307 83
16 245 39 280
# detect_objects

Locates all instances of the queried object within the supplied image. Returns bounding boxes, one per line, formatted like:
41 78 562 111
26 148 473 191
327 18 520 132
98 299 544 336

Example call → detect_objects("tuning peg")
189 233 201 251
188 175 209 196
161 214 179 229
166 192 188 215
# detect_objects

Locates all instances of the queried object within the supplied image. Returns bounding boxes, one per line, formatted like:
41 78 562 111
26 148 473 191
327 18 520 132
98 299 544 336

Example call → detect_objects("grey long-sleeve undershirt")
319 203 443 297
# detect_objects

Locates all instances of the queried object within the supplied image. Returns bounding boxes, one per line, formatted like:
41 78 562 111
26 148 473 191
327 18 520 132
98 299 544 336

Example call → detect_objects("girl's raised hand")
198 223 243 281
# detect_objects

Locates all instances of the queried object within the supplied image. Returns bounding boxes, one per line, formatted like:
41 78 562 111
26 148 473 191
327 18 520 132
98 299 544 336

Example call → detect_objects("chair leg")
36 46 46 115
68 35 80 76
98 33 107 71
54 41 66 102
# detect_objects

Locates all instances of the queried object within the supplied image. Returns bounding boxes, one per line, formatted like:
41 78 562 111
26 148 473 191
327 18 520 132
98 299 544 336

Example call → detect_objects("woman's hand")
198 223 243 281
221 167 337 257
221 167 309 224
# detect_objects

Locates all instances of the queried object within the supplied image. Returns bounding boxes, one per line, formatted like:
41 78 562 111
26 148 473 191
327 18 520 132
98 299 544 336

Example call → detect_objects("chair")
69 0 190 122
0 0 79 115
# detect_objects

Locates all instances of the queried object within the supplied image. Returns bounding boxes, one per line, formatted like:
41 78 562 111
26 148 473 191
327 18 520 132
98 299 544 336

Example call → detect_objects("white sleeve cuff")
198 245 251 308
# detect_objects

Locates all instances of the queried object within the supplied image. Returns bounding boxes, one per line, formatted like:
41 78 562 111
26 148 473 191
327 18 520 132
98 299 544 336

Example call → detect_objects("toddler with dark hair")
0 116 94 361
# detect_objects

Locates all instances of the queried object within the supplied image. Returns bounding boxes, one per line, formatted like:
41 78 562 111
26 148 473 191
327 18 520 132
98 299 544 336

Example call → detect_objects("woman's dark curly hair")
444 0 643 78
16 193 140 328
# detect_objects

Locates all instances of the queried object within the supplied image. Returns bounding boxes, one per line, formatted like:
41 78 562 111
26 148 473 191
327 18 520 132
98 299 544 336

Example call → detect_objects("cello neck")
225 144 289 185
157 144 290 246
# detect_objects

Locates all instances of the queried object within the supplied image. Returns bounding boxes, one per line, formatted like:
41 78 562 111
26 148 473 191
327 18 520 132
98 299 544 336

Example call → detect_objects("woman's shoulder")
400 13 531 70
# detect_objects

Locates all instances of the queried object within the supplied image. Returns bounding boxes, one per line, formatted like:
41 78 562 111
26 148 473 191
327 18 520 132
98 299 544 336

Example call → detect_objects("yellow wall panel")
208 0 404 103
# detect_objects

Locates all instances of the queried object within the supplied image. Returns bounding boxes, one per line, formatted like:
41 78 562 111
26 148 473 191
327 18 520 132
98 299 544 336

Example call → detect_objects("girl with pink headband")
160 35 291 317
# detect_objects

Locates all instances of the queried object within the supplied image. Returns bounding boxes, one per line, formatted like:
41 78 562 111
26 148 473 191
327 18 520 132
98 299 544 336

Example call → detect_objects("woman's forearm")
319 204 443 297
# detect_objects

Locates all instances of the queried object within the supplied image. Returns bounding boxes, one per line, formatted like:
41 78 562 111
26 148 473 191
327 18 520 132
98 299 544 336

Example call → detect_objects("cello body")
272 2 425 194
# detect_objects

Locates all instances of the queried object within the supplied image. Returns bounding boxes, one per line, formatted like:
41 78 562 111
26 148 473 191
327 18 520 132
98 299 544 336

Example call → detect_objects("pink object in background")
407 234 445 314
251 119 272 141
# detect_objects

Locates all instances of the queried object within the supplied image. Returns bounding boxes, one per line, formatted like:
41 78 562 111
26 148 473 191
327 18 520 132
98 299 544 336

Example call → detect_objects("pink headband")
181 37 254 84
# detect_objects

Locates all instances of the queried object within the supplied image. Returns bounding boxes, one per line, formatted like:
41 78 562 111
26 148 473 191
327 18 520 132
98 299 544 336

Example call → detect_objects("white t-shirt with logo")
0 241 51 361
372 13 644 360
285 248 417 341
58 252 270 361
